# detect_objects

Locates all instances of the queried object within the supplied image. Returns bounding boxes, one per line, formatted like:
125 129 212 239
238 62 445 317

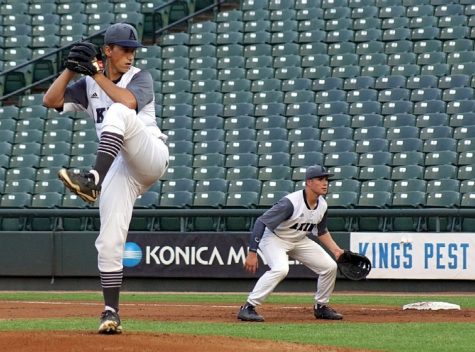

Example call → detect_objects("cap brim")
307 173 334 179
108 40 143 48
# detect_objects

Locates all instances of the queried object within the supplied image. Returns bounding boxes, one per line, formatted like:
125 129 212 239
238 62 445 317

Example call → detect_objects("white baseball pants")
94 103 169 272
247 232 338 306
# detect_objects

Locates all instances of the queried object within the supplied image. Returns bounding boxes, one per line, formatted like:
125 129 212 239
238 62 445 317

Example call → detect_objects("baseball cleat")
98 310 122 334
58 168 100 203
314 304 343 320
237 303 265 322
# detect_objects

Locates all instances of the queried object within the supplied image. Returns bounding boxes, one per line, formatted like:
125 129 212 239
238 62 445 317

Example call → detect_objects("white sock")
89 169 100 186
105 305 116 313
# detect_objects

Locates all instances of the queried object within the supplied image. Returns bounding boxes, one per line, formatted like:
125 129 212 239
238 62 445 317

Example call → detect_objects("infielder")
238 165 344 321
43 23 169 334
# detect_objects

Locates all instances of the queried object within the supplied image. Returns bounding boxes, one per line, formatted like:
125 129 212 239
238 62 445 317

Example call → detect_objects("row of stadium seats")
0 190 475 231
1 0 475 235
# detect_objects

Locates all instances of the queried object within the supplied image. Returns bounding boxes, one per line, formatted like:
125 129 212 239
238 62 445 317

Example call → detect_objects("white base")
402 301 461 311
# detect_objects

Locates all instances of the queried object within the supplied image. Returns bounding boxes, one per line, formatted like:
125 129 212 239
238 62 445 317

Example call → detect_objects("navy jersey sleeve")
126 70 154 112
64 78 88 109
316 211 329 236
248 198 294 252
260 198 294 231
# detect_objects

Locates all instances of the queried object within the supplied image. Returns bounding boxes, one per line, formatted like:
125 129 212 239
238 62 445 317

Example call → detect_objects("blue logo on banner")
123 242 142 267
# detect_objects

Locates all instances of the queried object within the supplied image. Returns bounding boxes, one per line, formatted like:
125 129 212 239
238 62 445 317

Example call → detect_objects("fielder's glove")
65 42 103 76
337 250 371 281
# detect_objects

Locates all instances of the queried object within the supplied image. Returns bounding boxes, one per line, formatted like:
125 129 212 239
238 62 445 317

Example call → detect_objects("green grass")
0 292 474 351
1 291 474 308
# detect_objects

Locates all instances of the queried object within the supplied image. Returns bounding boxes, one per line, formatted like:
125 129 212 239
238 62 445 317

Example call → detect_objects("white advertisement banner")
350 232 475 280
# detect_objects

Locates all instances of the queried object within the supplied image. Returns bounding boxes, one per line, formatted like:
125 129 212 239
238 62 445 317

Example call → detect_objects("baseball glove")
337 250 371 281
65 42 103 76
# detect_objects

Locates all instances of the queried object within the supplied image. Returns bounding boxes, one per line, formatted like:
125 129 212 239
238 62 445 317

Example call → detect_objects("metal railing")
154 0 225 42
0 208 474 233
0 0 225 101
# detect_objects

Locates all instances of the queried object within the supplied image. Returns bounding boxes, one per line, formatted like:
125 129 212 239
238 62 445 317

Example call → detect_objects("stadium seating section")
1 0 475 232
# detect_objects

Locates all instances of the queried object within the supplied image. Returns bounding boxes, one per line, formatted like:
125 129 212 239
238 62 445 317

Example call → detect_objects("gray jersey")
254 190 329 246
265 190 328 241
62 67 158 137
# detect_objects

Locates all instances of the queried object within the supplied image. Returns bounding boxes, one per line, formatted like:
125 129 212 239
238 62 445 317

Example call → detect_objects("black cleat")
58 168 100 203
98 310 122 334
237 303 265 322
314 304 343 320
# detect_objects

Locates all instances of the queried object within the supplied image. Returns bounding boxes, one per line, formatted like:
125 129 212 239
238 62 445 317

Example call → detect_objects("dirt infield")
0 300 472 351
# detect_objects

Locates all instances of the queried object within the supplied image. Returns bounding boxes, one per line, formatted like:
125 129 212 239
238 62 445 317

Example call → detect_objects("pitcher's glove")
65 42 103 76
337 250 371 281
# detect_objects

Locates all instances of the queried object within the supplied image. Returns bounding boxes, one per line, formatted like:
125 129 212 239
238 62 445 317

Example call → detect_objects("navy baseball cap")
104 23 143 48
305 165 333 180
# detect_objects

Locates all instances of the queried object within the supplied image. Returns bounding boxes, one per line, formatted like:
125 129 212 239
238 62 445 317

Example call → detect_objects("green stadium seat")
358 151 392 166
193 166 226 181
353 126 386 141
460 193 475 231
419 126 453 140
393 179 427 193
447 51 475 66
325 165 358 180
325 151 358 167
158 191 193 231
225 153 258 168
161 179 195 193
0 193 32 230
257 152 290 167
224 191 259 230
191 191 226 230
258 190 289 208
5 167 37 182
425 190 460 231
258 165 292 181
425 150 458 166
289 138 322 155
161 165 193 181
34 179 64 194
447 100 475 115
326 191 358 230
458 165 475 180
255 102 286 116
30 192 62 230
328 179 360 194
261 179 294 195
9 154 41 169
254 91 284 105
227 179 261 193
390 191 426 230
356 190 392 230
4 179 35 194
358 165 391 180
225 128 256 142
424 165 458 180
391 165 425 180
350 114 383 128
458 151 475 166
194 179 228 193
255 115 286 129
226 166 259 180
191 79 221 94
226 140 258 155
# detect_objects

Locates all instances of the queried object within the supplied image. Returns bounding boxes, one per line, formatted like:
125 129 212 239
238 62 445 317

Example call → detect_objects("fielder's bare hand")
244 252 259 274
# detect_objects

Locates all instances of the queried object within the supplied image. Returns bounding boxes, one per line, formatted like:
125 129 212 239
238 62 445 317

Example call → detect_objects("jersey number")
96 108 106 123
290 223 315 232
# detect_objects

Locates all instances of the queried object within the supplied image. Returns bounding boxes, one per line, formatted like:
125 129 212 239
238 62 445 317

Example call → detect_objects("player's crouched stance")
237 165 344 322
